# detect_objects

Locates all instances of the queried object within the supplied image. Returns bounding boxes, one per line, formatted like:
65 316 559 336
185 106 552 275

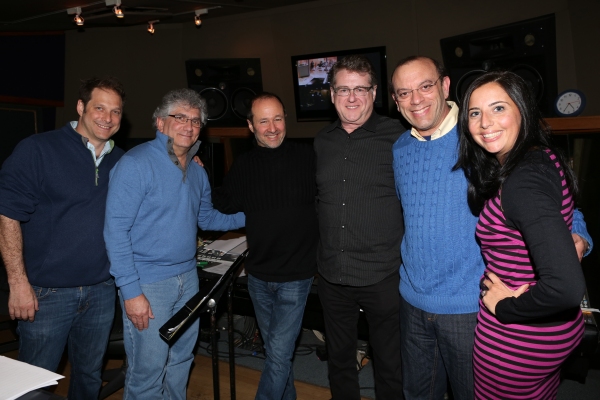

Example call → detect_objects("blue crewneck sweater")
392 126 483 314
104 131 245 300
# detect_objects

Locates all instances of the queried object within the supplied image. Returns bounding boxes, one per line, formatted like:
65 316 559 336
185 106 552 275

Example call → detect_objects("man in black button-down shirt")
314 55 405 400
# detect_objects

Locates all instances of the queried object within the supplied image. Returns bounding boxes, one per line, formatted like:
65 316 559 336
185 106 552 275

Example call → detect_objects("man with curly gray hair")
104 88 245 399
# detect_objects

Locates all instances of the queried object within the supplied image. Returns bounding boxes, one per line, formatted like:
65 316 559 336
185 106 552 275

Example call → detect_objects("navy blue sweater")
0 123 124 287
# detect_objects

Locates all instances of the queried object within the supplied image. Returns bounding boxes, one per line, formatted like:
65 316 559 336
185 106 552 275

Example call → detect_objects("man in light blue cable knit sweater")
104 89 245 400
390 56 592 400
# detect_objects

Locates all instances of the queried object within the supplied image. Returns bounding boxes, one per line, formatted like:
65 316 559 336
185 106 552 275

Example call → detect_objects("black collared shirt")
314 112 405 286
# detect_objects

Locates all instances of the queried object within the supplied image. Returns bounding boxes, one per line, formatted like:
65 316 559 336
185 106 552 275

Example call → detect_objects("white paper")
0 356 64 400
228 240 248 255
205 236 246 253
582 307 600 313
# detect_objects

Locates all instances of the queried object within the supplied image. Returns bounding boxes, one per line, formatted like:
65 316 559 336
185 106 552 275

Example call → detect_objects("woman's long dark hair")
454 70 578 213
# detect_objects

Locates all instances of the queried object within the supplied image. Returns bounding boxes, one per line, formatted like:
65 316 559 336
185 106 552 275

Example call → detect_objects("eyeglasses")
393 76 442 101
332 86 374 97
168 114 202 128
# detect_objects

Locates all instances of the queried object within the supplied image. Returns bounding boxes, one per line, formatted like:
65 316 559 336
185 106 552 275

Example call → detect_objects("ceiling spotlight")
147 20 159 34
67 7 84 26
194 9 208 26
113 5 124 18
74 14 84 26
105 0 124 18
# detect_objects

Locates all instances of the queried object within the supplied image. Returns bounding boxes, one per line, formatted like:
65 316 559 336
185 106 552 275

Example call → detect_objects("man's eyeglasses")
332 86 374 97
168 114 202 128
393 76 442 101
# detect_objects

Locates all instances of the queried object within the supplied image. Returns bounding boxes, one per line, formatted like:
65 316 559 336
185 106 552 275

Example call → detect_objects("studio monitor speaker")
185 58 263 127
440 14 557 117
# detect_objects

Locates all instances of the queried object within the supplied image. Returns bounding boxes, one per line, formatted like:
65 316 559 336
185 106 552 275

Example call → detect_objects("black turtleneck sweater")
212 140 318 282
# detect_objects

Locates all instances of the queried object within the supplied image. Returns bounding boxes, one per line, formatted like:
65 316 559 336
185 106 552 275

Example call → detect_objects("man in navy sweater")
212 92 318 400
0 76 126 400
104 88 245 400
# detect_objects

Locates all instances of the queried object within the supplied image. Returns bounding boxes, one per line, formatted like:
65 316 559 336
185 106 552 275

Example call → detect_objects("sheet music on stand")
197 236 247 276
160 247 249 343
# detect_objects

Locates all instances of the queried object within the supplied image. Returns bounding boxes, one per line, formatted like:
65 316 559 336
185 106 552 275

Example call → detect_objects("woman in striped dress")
455 71 586 399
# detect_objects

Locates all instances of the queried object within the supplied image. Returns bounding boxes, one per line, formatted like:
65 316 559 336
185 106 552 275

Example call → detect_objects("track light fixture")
194 9 208 26
113 5 124 18
105 0 124 18
147 20 159 34
74 13 84 26
67 7 84 26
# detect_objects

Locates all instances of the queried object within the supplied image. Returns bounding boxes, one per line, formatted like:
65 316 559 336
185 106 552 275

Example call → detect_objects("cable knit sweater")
392 125 483 314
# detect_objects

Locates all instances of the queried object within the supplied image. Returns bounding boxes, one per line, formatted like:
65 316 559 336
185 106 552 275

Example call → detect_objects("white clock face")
556 92 582 115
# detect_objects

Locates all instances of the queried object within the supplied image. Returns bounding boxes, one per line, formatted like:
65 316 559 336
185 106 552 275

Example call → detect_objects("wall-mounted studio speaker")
440 14 557 117
185 58 263 127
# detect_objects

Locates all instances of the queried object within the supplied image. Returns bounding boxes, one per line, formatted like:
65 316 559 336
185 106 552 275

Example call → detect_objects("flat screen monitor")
290 46 388 121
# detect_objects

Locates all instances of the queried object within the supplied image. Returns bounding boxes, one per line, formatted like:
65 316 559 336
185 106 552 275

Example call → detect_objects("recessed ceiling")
0 0 317 32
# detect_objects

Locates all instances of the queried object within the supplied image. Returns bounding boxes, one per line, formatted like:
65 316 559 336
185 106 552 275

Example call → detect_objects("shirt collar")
328 111 379 134
156 130 200 173
410 101 458 141
255 138 288 155
70 121 115 165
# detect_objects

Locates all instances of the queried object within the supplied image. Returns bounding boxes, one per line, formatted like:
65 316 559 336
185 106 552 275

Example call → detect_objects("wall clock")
554 89 586 117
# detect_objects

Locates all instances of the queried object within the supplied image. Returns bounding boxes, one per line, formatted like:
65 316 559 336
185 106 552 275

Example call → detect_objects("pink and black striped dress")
473 149 585 399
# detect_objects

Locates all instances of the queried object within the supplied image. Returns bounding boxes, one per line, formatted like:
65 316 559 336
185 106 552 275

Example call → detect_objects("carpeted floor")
196 324 600 400
196 328 376 399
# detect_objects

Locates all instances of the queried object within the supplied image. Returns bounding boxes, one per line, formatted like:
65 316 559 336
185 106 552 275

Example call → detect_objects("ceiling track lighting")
67 7 84 26
147 20 159 34
194 9 208 26
106 0 124 18
113 5 124 18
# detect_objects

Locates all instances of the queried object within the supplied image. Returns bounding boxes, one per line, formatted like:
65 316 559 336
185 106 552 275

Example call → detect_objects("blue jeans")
248 274 314 400
120 268 199 400
399 296 476 400
17 278 116 400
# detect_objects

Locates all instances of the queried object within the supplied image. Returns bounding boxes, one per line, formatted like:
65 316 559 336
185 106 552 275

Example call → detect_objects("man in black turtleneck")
212 92 318 400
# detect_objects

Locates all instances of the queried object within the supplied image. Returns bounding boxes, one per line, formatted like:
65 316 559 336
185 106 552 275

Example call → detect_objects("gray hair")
152 88 208 129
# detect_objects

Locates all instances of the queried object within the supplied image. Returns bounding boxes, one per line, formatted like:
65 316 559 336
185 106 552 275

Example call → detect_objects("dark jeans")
17 278 116 400
248 275 314 400
318 272 403 400
399 296 477 400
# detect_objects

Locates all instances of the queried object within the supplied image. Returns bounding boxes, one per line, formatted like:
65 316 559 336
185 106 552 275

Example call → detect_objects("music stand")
159 249 249 400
